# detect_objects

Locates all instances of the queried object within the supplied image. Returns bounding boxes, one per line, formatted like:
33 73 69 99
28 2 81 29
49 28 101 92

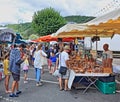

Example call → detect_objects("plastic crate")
96 80 116 94
98 75 115 83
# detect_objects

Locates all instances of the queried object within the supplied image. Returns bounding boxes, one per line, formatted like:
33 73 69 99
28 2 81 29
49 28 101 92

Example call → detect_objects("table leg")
82 77 98 94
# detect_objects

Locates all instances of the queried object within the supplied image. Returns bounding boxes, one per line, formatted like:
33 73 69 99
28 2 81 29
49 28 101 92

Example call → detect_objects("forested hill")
65 15 95 23
4 15 95 39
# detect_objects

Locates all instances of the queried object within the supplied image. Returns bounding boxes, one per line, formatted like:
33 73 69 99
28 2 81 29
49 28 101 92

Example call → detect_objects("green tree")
32 7 67 36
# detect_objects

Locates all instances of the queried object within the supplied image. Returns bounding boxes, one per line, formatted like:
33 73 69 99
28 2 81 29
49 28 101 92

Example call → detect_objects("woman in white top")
34 44 47 86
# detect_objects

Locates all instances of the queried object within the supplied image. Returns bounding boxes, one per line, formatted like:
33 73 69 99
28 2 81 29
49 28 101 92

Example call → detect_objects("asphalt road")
0 66 120 102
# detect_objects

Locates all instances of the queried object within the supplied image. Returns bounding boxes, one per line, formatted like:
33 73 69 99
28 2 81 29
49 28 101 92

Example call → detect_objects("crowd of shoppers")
1 42 112 98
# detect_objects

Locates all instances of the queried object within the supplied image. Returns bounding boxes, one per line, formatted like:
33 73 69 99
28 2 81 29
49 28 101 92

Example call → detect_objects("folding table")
68 70 110 93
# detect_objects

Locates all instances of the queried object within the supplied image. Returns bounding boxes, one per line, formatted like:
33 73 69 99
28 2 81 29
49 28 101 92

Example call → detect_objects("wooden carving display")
67 54 112 74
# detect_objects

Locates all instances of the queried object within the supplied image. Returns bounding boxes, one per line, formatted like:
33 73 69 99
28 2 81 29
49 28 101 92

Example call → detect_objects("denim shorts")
51 62 56 66
12 73 20 81
23 70 28 74
58 69 70 79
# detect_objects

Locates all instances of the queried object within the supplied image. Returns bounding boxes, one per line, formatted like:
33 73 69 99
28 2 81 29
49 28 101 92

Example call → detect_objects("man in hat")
102 43 113 68
58 45 70 91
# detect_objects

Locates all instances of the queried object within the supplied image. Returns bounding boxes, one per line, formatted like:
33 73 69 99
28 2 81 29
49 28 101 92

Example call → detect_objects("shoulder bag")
59 53 67 75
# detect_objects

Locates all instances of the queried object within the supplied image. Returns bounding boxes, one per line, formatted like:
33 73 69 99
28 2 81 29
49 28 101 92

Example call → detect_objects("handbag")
59 66 67 75
59 53 67 75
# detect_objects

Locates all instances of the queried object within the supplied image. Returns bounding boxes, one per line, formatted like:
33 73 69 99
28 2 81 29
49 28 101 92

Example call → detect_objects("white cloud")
0 0 119 25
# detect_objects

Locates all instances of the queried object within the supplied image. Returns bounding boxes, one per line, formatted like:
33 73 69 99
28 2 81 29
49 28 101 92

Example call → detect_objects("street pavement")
0 66 120 102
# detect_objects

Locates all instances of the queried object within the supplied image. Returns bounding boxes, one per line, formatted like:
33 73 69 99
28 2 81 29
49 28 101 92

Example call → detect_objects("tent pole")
12 36 16 45
96 30 98 59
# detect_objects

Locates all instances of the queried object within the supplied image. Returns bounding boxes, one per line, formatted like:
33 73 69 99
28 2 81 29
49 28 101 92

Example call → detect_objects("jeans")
35 68 41 82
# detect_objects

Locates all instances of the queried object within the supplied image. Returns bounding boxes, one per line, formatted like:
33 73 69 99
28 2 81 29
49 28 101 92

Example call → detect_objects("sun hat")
64 45 70 50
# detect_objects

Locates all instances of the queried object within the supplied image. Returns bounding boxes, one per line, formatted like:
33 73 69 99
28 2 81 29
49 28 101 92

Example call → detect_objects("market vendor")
102 43 113 68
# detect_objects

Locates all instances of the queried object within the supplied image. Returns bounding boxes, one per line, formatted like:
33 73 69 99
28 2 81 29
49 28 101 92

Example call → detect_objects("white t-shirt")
34 50 47 69
102 50 113 59
59 51 69 68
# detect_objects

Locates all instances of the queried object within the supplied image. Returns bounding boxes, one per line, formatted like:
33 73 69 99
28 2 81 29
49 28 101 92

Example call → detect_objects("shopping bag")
41 57 48 66
52 69 59 77
59 66 67 75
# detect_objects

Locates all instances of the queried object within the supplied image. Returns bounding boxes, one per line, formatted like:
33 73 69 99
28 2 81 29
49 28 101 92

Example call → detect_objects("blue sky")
0 0 119 25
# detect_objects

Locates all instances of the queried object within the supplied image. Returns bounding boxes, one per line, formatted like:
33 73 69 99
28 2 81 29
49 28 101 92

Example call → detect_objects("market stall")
52 8 120 94
0 27 16 80
66 54 113 93
0 27 16 43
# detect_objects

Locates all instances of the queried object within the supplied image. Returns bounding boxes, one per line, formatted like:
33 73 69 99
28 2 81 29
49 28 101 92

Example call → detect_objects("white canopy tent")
53 8 120 38
0 27 15 34
52 23 88 37
86 8 120 25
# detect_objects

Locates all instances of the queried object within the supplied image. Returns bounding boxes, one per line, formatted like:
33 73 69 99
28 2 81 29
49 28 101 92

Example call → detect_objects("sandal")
64 88 70 91
59 88 63 91
5 90 11 94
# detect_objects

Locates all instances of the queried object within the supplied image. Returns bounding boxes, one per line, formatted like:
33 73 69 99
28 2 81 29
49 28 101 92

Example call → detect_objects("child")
49 52 57 74
23 54 29 83
3 53 11 93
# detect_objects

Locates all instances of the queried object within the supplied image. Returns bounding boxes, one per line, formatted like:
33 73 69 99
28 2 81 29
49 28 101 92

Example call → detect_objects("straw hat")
64 45 70 50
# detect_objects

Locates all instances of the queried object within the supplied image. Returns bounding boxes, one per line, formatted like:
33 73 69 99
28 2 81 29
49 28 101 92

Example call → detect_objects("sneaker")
9 93 18 97
39 82 42 86
24 81 28 84
36 82 42 86
16 90 22 95
36 83 40 86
